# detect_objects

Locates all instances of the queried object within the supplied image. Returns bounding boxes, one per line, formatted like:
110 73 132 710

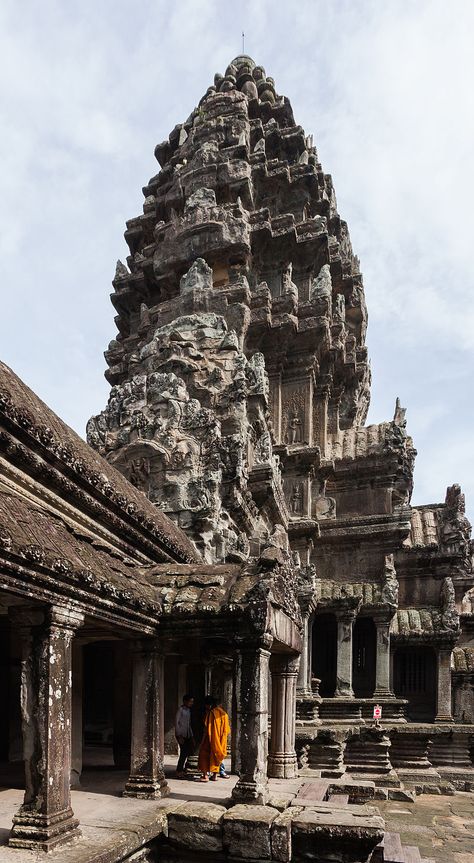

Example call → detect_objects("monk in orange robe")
198 696 230 781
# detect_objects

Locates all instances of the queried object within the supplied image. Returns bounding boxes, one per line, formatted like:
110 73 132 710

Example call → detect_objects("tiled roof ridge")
0 487 161 625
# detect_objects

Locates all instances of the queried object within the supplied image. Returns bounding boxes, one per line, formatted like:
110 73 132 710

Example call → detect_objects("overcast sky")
1 0 473 522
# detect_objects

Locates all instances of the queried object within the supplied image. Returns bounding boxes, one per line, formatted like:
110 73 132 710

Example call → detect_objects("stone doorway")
352 617 376 697
312 613 337 696
80 641 132 775
393 646 437 721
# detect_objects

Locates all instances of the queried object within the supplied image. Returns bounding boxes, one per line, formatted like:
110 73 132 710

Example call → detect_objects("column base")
9 806 80 852
435 714 454 723
268 752 298 779
296 694 322 724
123 775 170 799
231 779 268 805
373 689 395 699
335 687 354 698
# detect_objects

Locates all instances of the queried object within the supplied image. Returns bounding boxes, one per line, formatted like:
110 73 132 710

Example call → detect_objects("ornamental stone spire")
88 56 374 562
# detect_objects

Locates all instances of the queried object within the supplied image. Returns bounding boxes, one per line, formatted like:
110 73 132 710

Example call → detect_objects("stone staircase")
294 781 433 863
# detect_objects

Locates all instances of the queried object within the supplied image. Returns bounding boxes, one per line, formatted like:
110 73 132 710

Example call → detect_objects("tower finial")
242 31 245 53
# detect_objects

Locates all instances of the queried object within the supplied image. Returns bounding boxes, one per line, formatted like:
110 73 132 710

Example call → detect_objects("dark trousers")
177 737 194 772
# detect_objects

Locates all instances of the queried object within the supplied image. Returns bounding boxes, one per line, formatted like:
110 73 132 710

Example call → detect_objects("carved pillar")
123 638 169 799
268 654 300 778
297 615 311 696
70 641 83 787
435 647 454 722
232 637 272 804
335 611 355 698
374 617 393 697
9 605 84 852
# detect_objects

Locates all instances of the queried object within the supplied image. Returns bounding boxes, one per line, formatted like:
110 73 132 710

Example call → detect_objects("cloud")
0 0 472 521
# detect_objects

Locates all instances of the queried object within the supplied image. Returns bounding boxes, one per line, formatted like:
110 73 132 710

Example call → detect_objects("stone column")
70 640 83 787
268 654 300 778
435 647 454 722
374 617 393 697
335 611 355 698
297 616 311 697
232 637 272 804
123 638 169 799
9 605 84 852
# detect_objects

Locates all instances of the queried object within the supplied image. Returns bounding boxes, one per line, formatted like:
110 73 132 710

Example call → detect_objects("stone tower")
88 54 379 563
89 55 473 746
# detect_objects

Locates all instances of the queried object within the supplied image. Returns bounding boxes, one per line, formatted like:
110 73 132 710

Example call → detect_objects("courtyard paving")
0 757 473 861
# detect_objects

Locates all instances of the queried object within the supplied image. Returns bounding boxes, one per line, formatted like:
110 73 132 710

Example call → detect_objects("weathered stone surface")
223 804 279 859
271 807 302 863
291 807 385 863
167 801 226 852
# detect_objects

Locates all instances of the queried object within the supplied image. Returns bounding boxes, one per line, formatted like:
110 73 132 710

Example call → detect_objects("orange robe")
198 706 230 774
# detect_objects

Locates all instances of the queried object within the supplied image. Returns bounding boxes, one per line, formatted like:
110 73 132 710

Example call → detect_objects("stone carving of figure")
454 677 474 723
247 352 268 399
254 431 272 465
393 397 407 429
129 457 151 492
333 294 345 322
288 409 302 444
441 485 472 566
290 482 303 515
381 554 399 607
440 576 459 631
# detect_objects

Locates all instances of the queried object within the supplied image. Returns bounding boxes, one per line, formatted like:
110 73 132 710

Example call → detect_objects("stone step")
295 780 329 801
328 793 349 804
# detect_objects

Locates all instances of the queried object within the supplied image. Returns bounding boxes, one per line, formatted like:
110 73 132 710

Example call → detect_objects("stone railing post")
9 605 84 852
123 638 169 799
335 611 355 697
268 654 300 778
435 646 454 722
232 635 272 805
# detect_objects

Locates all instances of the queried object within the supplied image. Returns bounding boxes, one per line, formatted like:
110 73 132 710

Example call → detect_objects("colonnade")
6 604 300 851
298 607 454 721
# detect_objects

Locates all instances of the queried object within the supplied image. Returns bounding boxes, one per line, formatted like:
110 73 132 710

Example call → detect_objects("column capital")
48 605 84 632
270 653 300 676
129 636 163 655
236 633 273 654
335 604 359 623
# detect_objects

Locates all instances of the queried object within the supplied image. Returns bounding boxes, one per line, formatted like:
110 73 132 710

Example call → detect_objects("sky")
1 0 473 522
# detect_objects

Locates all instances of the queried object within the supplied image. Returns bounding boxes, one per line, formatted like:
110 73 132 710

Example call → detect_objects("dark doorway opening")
82 641 132 771
352 617 376 698
393 646 436 721
312 613 337 697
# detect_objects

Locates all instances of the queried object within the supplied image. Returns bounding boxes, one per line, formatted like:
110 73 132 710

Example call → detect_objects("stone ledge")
291 808 385 863
167 801 227 852
223 804 280 859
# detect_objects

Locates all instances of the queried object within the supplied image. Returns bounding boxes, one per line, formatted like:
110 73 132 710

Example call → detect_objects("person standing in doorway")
198 695 230 782
175 694 195 778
